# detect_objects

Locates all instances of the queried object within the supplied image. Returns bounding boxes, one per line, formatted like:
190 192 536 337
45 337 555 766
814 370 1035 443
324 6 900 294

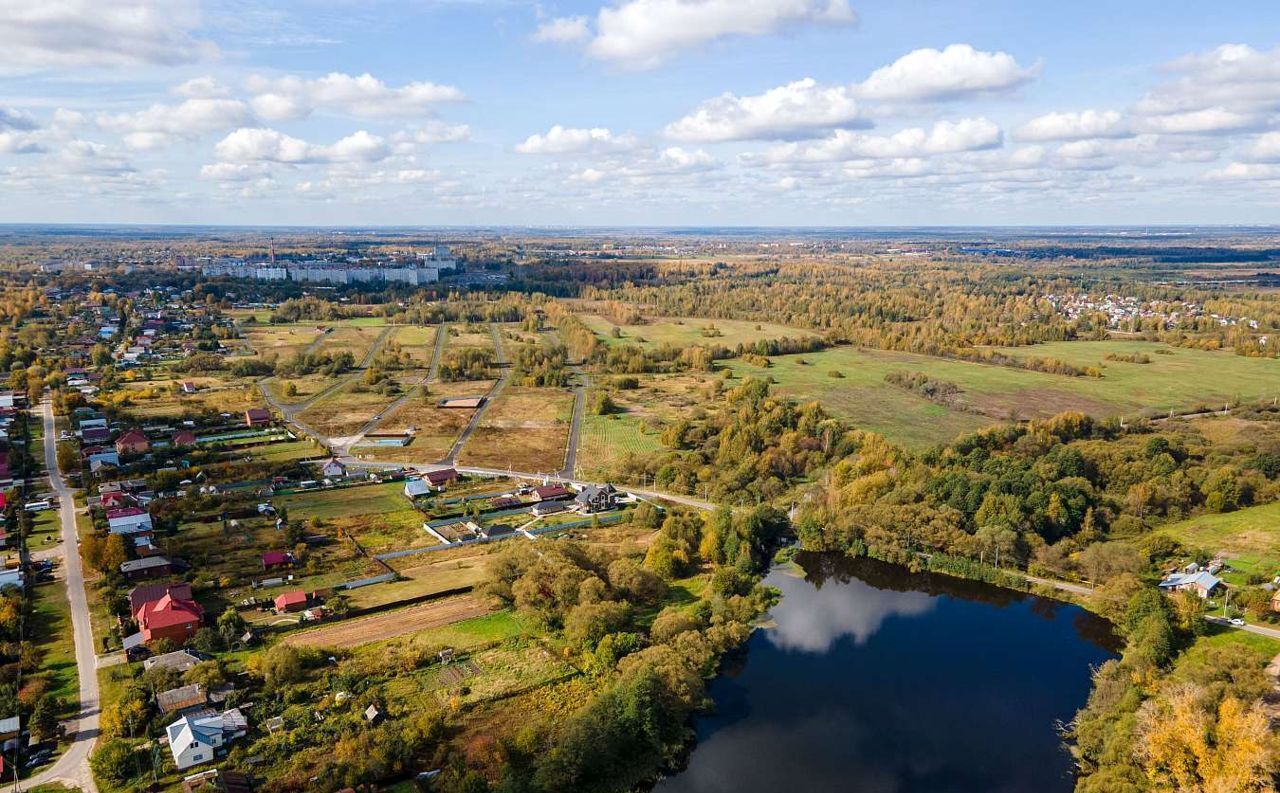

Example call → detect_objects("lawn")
1158 501 1280 583
30 579 78 716
581 314 818 349
723 340 1280 450
457 387 574 473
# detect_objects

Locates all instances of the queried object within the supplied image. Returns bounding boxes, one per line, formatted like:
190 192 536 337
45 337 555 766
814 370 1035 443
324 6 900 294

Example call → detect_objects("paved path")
560 365 589 479
442 325 512 465
1025 574 1095 597
26 400 99 792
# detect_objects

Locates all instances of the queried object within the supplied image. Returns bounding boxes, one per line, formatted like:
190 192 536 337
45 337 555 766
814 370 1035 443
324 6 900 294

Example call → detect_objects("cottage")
81 426 112 445
166 708 248 770
157 683 208 715
274 590 308 613
490 495 522 510
244 408 271 427
115 428 150 456
107 506 153 535
120 556 174 581
144 648 205 673
261 551 293 571
531 500 569 517
574 484 619 513
320 458 347 478
533 484 572 502
1158 569 1222 599
404 478 432 500
132 583 204 643
172 430 198 448
423 468 459 489
83 447 121 468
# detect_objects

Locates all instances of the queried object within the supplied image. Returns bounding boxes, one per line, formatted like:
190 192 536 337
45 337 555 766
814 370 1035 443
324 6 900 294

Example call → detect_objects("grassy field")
264 373 340 404
295 383 400 439
448 325 495 350
30 579 78 715
242 323 325 360
283 595 494 649
724 340 1280 450
457 387 574 473
391 325 439 365
120 383 269 421
356 381 495 464
577 413 666 479
277 482 427 553
581 314 818 349
1158 501 1280 584
314 325 385 361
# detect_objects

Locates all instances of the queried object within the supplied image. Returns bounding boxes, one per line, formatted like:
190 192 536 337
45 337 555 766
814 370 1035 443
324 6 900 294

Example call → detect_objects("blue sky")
3 0 1280 225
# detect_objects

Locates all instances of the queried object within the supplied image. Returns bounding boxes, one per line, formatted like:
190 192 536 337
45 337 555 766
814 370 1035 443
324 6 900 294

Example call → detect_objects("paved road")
559 365 589 479
26 401 100 792
1026 574 1095 597
442 324 512 465
1205 615 1280 640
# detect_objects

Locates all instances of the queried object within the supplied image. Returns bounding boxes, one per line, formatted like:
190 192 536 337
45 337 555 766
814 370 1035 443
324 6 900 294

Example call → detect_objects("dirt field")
284 594 492 649
457 386 573 472
357 381 494 462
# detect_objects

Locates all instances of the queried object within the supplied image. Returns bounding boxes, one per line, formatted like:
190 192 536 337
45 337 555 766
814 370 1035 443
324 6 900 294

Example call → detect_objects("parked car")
1230 618 1246 627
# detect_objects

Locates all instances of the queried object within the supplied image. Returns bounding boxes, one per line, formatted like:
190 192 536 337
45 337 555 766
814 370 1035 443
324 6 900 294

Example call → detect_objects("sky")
3 0 1280 226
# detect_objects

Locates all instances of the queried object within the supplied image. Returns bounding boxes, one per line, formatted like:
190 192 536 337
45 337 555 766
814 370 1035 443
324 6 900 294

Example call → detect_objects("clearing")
283 594 493 649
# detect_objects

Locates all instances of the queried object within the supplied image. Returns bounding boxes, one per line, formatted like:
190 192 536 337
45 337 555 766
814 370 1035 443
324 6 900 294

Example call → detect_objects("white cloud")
199 162 269 182
665 78 866 142
0 131 44 154
0 0 215 70
397 120 471 145
1133 106 1261 134
0 108 38 131
1016 110 1129 142
213 127 390 164
246 72 465 120
531 16 591 44
755 118 1003 163
568 146 720 184
586 0 855 70
98 98 251 149
1245 131 1280 162
854 44 1038 102
172 76 230 99
516 125 637 154
1202 161 1280 182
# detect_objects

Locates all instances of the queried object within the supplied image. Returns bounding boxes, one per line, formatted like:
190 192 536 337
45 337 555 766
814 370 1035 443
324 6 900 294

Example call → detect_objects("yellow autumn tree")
1138 683 1277 792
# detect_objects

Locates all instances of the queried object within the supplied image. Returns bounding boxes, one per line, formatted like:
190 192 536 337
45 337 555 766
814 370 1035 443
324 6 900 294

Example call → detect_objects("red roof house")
244 408 271 427
261 551 293 570
533 484 572 501
274 590 308 613
132 584 203 643
171 430 197 447
423 468 459 488
115 428 150 456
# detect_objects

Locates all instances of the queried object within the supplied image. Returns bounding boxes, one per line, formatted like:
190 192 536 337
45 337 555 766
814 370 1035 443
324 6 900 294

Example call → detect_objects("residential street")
25 400 99 792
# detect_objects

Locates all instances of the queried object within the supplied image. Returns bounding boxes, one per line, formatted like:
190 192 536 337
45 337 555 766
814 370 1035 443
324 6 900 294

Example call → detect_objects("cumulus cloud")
0 131 44 154
515 125 637 154
246 72 465 121
586 0 856 70
98 98 251 150
755 118 1003 163
1202 161 1280 181
665 78 867 142
172 76 230 99
1016 110 1130 142
0 0 216 70
853 44 1038 102
1133 106 1261 134
1245 131 1280 162
394 121 471 146
569 146 720 184
213 127 390 164
531 16 591 44
1138 44 1280 115
0 107 38 132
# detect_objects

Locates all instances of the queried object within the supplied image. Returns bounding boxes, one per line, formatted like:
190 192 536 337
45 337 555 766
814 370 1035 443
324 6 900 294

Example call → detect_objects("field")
314 325 386 361
282 594 493 648
295 383 401 440
577 413 665 479
347 550 492 609
448 325 496 350
581 314 818 349
276 482 427 553
391 325 439 364
241 323 325 360
724 340 1280 450
356 381 495 463
1158 501 1280 584
575 373 717 474
31 578 77 716
457 386 574 472
119 382 268 420
264 373 340 403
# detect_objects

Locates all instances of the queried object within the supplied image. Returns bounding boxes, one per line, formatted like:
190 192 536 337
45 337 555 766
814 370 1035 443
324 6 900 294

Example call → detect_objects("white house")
166 708 248 770
321 458 347 478
404 479 432 500
107 508 154 535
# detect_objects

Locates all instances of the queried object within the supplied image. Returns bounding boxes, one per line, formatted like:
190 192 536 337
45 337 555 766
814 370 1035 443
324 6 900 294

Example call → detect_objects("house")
261 551 293 571
180 382 199 395
132 583 204 642
99 490 130 508
120 556 174 581
83 447 121 468
166 708 248 770
533 484 572 502
115 428 150 456
320 458 346 478
364 705 384 725
574 484 619 513
423 468 459 489
531 500 569 517
172 430 198 448
144 648 205 673
244 408 271 427
158 683 208 715
404 479 432 500
1158 569 1223 599
81 426 112 445
107 506 153 535
490 495 522 509
274 590 308 613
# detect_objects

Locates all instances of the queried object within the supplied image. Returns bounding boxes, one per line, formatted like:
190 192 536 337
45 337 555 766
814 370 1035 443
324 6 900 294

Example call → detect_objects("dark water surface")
654 553 1118 793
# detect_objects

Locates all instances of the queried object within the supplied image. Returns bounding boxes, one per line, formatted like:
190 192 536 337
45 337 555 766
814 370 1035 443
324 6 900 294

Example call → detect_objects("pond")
654 552 1118 793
